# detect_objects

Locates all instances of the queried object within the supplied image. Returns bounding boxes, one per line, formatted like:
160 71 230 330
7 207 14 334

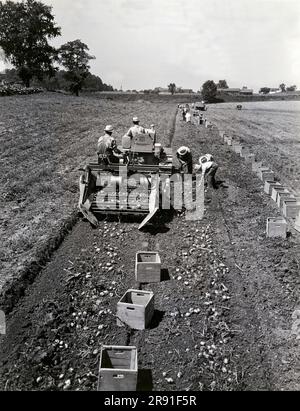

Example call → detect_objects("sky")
1 0 300 91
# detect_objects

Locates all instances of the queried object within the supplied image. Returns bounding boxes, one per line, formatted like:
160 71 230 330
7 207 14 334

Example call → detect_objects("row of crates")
219 130 300 237
98 251 161 391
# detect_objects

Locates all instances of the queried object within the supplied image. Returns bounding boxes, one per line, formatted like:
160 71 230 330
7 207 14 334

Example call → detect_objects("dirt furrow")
0 108 298 391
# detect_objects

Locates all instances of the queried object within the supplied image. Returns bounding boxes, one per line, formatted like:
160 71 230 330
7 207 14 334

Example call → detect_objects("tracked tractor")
78 131 178 230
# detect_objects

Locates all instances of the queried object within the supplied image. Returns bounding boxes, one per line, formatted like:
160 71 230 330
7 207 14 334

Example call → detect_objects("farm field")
0 93 176 301
0 94 299 391
206 101 300 193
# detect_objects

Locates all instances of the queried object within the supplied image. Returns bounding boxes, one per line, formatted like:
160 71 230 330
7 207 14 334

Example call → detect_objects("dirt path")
0 111 299 391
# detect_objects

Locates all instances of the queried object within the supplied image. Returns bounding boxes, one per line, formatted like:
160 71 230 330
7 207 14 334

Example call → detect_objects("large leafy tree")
286 85 296 92
279 83 286 92
0 0 61 87
58 40 95 96
259 87 271 94
217 80 229 89
201 80 217 101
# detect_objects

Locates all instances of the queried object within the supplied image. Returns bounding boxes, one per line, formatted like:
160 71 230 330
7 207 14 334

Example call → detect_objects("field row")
0 94 175 293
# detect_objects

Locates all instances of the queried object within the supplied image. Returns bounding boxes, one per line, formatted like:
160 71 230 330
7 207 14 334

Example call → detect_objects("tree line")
0 0 113 95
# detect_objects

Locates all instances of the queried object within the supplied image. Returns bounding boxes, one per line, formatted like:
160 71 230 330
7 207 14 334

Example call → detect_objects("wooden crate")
277 190 293 208
117 289 154 330
266 217 287 239
226 138 232 146
264 181 280 196
98 346 138 391
135 251 161 283
282 199 300 219
258 168 275 182
294 211 300 233
271 185 287 203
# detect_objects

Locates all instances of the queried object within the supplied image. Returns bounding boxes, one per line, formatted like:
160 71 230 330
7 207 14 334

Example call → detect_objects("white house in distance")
269 88 281 94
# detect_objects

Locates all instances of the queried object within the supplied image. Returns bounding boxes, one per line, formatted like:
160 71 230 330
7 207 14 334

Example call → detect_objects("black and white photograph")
0 0 299 394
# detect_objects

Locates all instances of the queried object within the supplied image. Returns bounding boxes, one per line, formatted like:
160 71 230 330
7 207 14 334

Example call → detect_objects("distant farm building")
154 87 171 95
269 88 281 94
218 87 253 96
176 87 194 94
239 87 254 95
217 88 240 95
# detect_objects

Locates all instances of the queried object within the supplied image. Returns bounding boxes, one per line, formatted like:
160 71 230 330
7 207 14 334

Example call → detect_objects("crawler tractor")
78 131 177 230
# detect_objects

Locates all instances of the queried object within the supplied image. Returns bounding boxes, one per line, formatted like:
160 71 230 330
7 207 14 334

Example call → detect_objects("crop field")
0 94 299 391
0 94 176 295
206 101 300 192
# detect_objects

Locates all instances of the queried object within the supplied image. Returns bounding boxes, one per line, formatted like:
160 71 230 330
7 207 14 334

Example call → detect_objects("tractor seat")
131 133 154 153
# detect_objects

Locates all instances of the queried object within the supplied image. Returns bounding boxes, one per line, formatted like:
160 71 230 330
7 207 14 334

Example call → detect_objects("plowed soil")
0 96 299 391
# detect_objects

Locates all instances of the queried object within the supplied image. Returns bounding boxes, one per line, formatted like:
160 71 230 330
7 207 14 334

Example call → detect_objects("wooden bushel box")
117 289 154 330
226 138 232 146
135 251 161 283
266 217 287 239
264 181 280 196
277 190 292 208
98 346 138 391
282 199 300 219
271 185 287 202
258 168 275 182
294 211 300 233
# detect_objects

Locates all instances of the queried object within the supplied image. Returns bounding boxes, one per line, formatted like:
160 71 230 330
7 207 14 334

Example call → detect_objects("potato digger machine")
78 131 201 230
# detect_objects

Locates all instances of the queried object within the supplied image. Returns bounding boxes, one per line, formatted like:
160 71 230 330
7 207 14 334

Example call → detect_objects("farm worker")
185 111 192 123
199 114 204 125
194 154 218 189
126 117 146 139
182 108 186 121
97 125 123 164
176 146 193 174
149 124 157 144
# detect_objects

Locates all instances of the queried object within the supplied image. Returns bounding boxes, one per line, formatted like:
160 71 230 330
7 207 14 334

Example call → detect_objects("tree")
0 0 61 87
58 40 95 96
168 83 176 95
202 80 217 101
279 83 286 93
286 85 297 92
217 80 229 89
259 87 271 94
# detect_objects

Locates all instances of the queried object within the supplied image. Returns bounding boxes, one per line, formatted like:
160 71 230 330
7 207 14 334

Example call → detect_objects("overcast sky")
1 0 300 91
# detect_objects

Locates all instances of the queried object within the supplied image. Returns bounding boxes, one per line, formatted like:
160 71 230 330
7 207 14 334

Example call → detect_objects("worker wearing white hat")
97 125 123 164
126 116 146 139
176 146 193 174
194 154 219 189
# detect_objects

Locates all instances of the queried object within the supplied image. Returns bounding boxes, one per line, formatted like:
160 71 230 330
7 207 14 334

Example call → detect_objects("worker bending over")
176 146 193 174
97 125 123 164
194 154 218 189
